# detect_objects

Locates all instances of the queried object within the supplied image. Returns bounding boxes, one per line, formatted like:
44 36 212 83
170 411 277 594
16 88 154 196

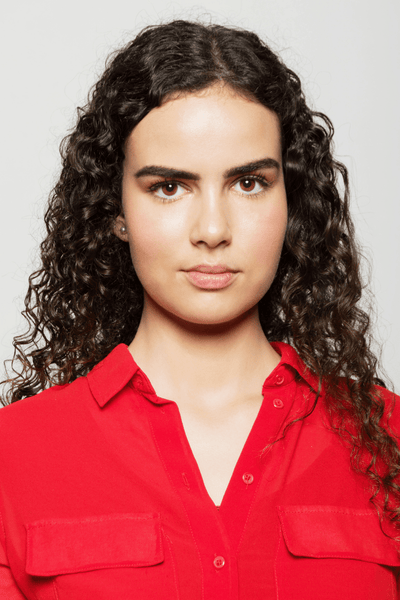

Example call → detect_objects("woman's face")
117 85 287 327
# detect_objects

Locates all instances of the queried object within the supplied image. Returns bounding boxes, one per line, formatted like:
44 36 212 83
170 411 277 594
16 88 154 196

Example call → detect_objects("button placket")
149 401 232 596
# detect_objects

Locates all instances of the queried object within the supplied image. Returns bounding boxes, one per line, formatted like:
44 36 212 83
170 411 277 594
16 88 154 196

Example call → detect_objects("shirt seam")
163 529 181 600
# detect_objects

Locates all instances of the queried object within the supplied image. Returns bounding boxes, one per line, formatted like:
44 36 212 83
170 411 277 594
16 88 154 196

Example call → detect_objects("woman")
0 19 399 600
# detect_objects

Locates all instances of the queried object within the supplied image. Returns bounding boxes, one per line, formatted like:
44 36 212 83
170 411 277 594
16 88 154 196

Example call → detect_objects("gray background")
1 0 399 391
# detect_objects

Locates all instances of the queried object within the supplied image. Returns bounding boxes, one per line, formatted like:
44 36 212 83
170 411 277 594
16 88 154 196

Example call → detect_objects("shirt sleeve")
0 535 26 599
0 565 27 599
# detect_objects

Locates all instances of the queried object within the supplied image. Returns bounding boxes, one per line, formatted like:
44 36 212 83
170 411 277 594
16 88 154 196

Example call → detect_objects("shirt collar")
87 344 139 408
270 341 322 395
87 341 322 408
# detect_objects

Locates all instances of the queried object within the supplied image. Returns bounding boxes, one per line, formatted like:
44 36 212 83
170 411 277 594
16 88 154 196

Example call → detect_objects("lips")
184 265 238 290
187 264 237 274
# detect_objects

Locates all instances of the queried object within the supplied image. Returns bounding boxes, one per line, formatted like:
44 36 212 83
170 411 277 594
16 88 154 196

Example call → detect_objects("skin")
115 85 288 505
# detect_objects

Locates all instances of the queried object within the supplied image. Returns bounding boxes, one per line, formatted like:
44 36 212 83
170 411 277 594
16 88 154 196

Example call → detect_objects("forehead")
124 86 282 171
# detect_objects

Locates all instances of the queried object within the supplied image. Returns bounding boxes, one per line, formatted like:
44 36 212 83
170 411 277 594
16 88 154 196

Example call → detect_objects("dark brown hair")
2 20 399 532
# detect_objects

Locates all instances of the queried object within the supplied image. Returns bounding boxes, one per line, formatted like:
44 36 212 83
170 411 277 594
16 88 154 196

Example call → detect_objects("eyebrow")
134 158 280 181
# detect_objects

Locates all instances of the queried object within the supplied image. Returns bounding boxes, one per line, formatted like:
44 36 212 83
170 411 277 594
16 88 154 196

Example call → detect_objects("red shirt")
0 341 399 599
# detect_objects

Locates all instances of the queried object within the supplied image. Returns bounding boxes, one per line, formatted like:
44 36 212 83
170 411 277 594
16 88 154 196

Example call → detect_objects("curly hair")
2 20 400 532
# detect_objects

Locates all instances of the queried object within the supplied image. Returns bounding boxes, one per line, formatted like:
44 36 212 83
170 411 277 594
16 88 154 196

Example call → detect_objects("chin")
145 286 263 328
162 302 258 329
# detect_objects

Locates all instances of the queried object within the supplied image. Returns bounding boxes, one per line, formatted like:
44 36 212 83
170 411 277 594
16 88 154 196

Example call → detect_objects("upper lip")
185 265 238 274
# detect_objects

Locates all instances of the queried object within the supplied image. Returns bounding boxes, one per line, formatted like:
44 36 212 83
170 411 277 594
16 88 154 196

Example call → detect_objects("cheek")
244 204 288 267
125 205 184 267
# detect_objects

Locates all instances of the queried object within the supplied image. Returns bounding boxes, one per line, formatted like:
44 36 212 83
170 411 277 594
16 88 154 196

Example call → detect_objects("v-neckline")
142 359 298 552
175 397 267 509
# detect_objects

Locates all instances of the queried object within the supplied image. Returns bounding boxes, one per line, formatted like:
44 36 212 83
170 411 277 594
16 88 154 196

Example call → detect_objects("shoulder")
0 343 136 446
332 379 400 436
0 343 134 417
0 376 92 443
318 378 400 437
374 383 400 434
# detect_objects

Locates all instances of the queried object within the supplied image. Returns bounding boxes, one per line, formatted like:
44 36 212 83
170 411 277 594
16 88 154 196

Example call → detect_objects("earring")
120 226 127 233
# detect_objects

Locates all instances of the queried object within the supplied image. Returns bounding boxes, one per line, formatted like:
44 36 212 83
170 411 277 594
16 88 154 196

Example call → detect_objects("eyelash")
148 175 272 203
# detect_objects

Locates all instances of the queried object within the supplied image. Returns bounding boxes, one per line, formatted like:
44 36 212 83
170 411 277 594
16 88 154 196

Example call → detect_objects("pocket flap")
26 513 163 576
277 505 400 566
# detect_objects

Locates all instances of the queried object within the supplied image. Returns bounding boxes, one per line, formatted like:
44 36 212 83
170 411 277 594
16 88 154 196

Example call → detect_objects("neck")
128 298 280 410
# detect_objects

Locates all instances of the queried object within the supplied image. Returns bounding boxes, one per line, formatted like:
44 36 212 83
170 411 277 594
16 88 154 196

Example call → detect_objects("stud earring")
120 226 127 233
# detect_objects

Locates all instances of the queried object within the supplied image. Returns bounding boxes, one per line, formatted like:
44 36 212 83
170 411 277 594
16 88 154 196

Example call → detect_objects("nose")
189 188 232 249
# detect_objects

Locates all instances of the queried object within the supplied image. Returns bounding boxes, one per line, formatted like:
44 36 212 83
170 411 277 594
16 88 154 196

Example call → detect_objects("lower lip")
185 271 237 290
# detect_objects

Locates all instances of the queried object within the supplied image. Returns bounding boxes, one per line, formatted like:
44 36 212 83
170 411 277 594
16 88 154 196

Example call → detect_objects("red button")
213 556 225 569
242 473 254 485
276 375 285 385
273 398 284 409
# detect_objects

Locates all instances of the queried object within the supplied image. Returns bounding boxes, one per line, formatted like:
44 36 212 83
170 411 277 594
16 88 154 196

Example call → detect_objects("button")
242 473 254 485
276 375 285 385
213 556 225 569
273 398 284 409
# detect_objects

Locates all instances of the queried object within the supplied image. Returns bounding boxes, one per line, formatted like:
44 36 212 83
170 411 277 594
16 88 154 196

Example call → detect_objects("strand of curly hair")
2 20 400 536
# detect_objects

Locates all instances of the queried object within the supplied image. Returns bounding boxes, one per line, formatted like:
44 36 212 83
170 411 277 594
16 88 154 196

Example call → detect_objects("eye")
150 181 188 202
232 176 270 197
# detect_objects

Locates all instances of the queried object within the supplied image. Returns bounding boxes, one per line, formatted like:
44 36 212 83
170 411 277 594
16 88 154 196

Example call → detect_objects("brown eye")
151 181 187 202
240 178 256 192
161 183 179 196
232 176 268 196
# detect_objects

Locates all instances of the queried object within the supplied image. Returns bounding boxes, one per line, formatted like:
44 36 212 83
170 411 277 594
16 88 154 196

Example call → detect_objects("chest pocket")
24 513 177 600
276 506 400 600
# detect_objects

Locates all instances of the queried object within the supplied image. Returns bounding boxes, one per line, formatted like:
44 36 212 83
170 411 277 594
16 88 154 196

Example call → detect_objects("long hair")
2 20 400 530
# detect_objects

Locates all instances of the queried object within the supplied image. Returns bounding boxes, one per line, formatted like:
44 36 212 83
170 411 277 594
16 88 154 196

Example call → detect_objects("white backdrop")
1 0 399 391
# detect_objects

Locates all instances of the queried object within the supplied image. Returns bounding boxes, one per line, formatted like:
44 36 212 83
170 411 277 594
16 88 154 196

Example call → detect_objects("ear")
113 215 129 242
